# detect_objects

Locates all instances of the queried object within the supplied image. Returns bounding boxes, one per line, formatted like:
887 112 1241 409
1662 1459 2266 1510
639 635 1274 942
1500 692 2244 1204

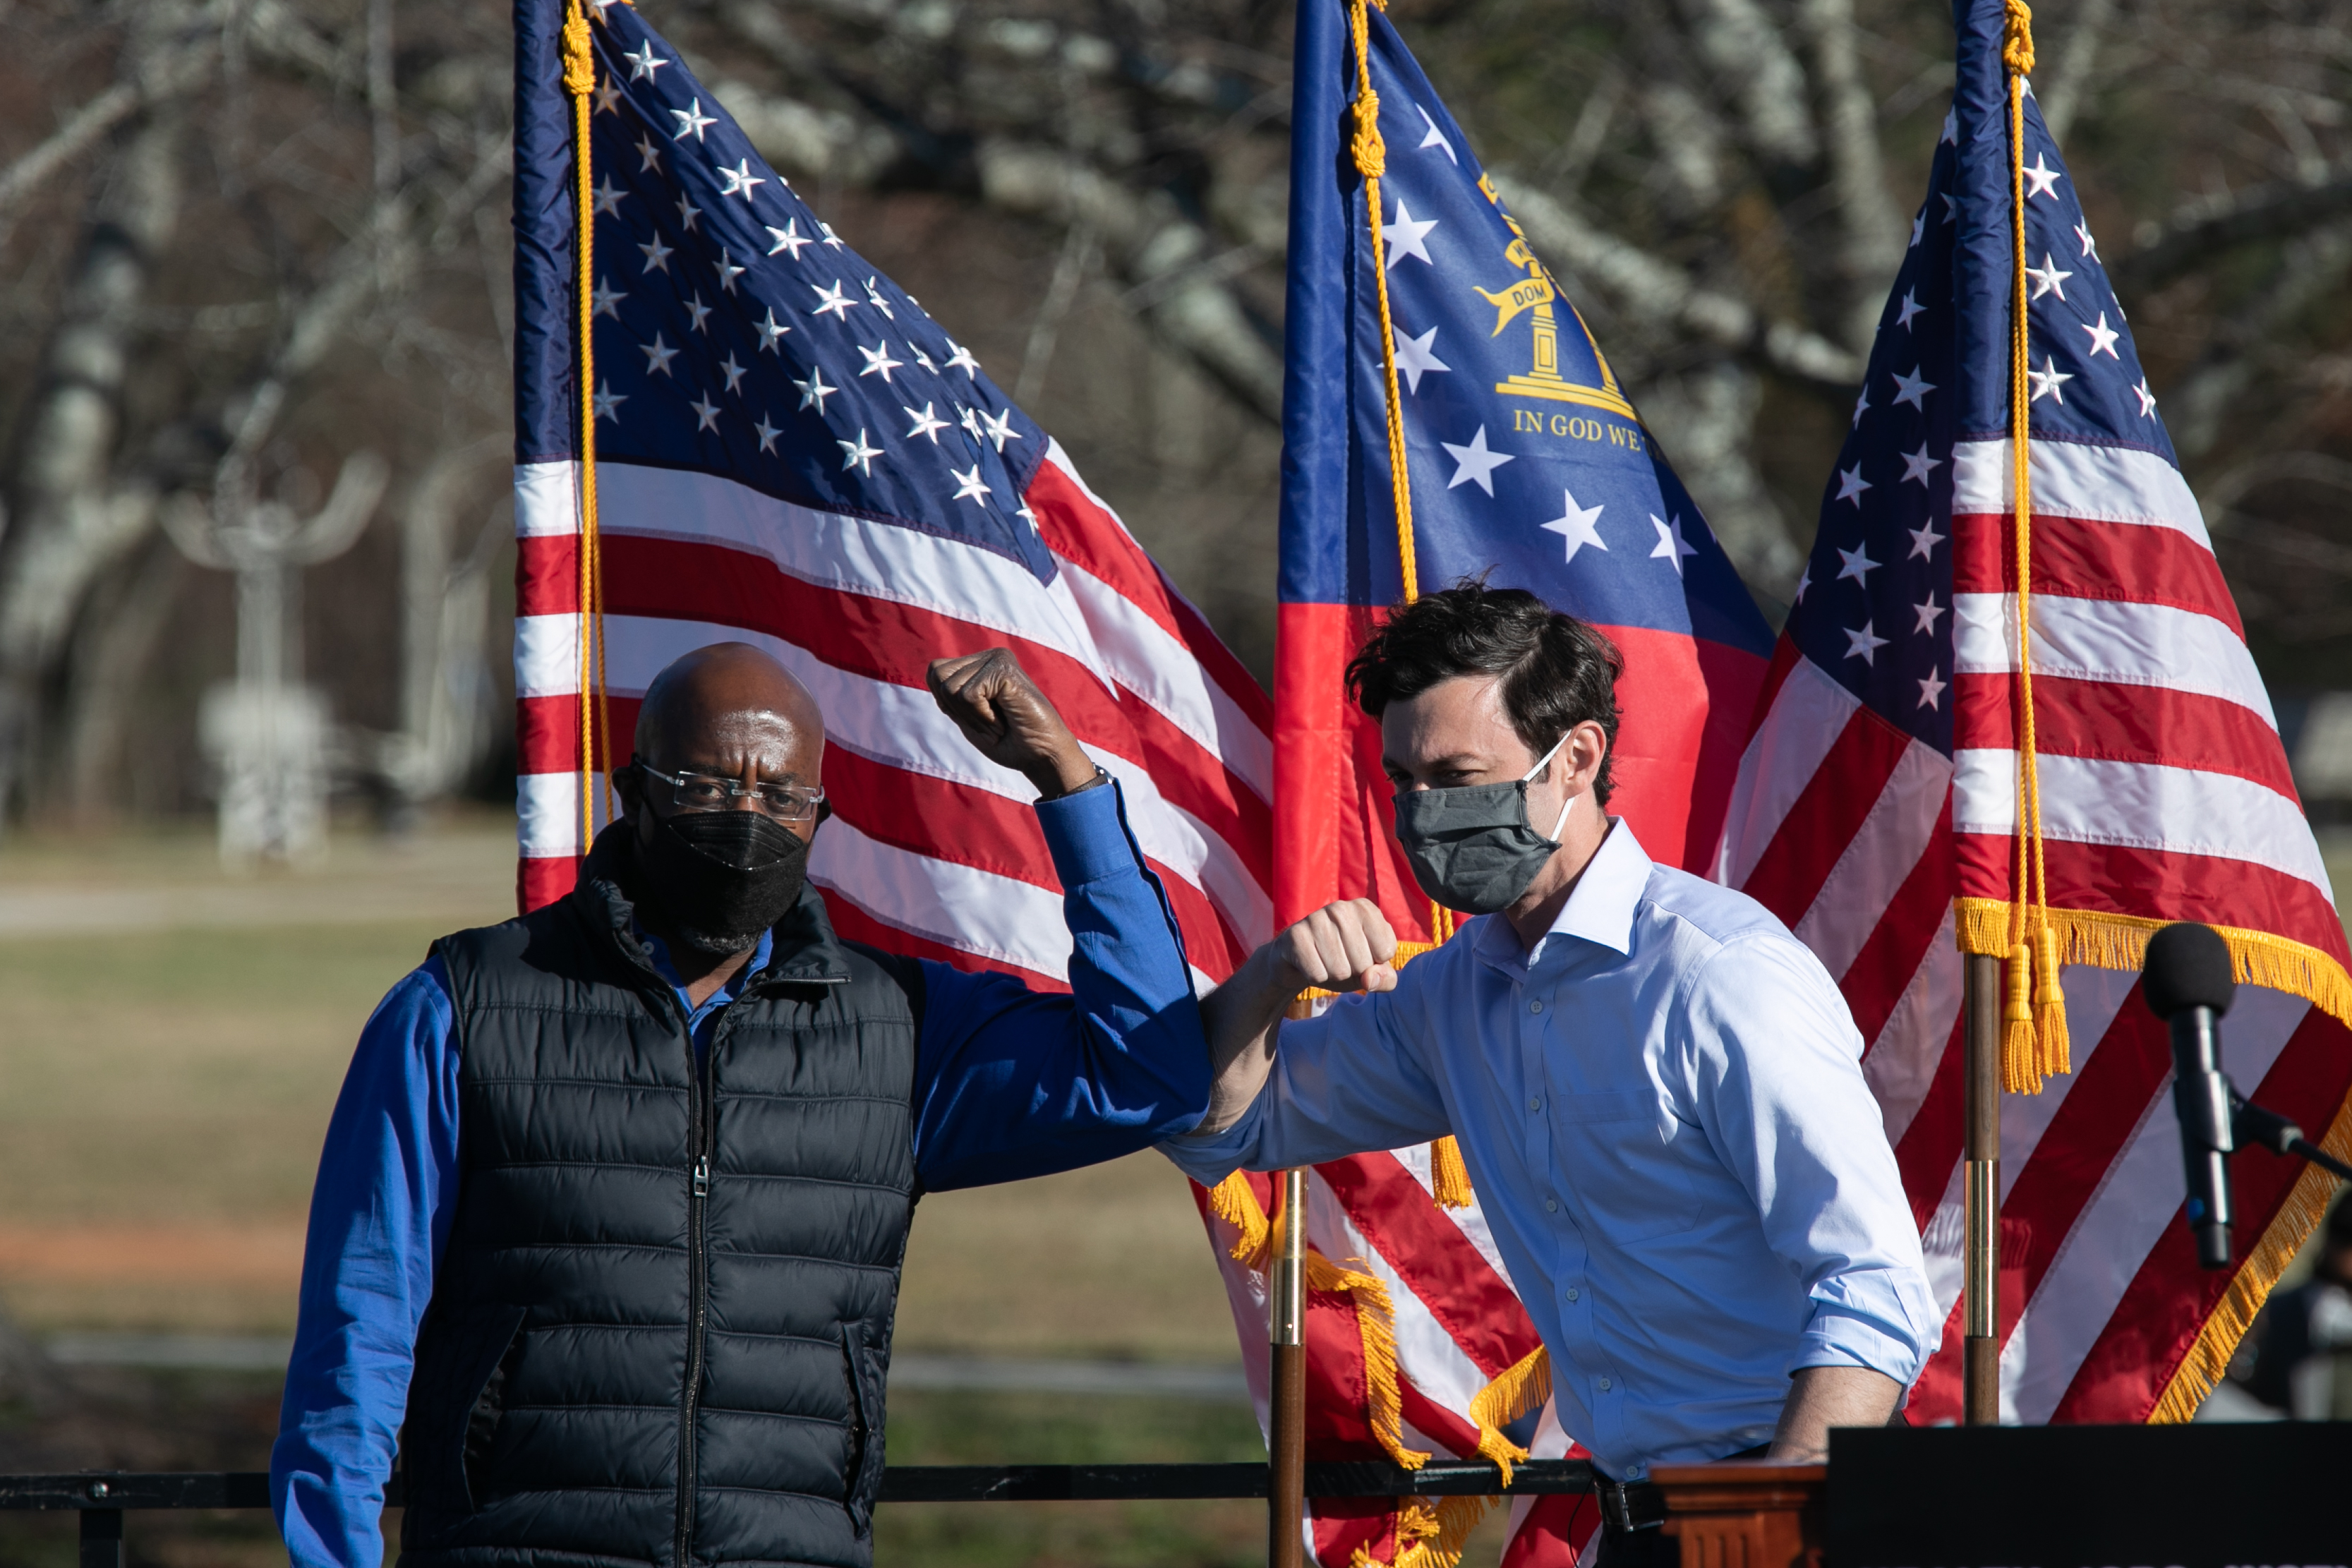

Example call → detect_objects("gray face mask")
1392 732 1574 917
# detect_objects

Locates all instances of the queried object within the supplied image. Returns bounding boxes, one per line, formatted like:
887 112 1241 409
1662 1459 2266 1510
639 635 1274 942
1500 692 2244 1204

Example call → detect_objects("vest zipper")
675 1028 716 1568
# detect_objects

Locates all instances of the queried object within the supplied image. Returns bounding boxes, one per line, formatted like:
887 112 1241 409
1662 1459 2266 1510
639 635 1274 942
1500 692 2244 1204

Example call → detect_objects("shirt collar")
637 924 775 1011
1472 816 1653 972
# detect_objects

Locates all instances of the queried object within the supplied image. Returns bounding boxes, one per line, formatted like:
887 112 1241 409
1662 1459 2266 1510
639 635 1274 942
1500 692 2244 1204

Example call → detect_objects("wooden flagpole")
1962 954 2002 1425
1269 1166 1308 1568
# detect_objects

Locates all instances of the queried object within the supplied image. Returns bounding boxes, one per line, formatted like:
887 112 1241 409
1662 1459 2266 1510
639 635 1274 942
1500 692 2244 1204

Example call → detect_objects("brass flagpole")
1269 1166 1308 1568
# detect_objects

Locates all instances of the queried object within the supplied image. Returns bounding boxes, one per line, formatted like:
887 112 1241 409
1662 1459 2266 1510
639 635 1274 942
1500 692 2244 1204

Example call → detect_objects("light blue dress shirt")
1164 820 1935 1480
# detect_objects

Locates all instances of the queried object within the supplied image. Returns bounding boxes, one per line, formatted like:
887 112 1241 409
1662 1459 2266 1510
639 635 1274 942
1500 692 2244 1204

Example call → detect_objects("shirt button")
1528 1097 1542 1112
1599 1377 1612 1392
1529 1000 1543 1013
1545 1197 1559 1213
1564 1287 1579 1303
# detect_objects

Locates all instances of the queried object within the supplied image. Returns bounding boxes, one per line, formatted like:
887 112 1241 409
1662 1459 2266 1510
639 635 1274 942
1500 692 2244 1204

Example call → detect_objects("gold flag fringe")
1954 895 2352 1421
1427 1137 1474 1210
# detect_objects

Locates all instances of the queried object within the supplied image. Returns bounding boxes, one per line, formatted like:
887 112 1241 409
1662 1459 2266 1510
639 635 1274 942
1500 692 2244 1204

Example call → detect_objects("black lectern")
1828 1422 2352 1567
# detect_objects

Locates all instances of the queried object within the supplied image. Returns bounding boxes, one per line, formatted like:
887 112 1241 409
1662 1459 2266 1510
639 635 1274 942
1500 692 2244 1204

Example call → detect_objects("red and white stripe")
512 446 1275 988
1716 434 2352 1427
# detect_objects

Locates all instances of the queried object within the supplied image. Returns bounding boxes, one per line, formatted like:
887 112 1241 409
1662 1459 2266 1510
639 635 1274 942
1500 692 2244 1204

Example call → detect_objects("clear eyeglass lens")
654 770 821 821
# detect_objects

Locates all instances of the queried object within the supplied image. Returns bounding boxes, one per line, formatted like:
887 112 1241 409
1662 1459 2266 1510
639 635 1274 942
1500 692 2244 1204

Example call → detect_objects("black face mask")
636 808 810 955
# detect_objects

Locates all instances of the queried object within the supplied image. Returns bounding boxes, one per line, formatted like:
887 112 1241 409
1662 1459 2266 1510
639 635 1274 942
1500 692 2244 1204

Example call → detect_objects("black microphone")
2141 922 2238 1270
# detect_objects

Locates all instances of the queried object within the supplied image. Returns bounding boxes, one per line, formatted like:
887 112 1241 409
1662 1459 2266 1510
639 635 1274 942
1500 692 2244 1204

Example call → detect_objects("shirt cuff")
1792 1269 1934 1386
1036 775 1137 886
1157 1090 1267 1185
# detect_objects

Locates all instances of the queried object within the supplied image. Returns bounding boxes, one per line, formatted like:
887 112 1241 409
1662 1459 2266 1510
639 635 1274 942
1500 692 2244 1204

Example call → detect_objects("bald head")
635 643 823 768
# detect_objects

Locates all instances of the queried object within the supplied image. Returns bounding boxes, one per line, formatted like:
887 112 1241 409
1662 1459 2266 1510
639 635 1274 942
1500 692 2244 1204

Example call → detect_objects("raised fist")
1270 898 1399 997
926 648 1099 799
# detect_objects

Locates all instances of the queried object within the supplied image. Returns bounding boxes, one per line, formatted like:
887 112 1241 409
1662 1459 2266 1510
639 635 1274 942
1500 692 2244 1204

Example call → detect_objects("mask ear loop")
1522 730 1576 844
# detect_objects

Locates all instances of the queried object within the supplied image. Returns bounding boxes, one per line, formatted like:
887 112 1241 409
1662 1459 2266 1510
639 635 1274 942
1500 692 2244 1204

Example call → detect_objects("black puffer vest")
398 826 922 1568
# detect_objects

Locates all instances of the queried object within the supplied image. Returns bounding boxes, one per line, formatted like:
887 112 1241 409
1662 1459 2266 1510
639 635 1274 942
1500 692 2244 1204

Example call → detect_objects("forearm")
1766 1365 1901 1461
1193 944 1299 1134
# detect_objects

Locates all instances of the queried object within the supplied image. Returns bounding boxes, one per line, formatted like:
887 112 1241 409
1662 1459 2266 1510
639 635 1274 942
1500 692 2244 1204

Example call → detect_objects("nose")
732 759 761 812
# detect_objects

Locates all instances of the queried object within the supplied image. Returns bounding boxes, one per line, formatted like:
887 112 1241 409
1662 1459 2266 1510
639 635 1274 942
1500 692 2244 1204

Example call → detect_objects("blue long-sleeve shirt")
272 783 1203 1568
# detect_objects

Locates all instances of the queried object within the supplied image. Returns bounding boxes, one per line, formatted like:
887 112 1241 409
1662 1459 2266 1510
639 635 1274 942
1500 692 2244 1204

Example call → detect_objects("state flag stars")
2022 152 2063 198
718 353 746 395
945 339 981 375
640 332 679 378
1650 514 1697 576
1541 488 1605 564
754 414 780 454
1394 326 1448 393
1385 198 1438 269
1440 426 1512 495
1896 289 1926 330
592 177 627 219
638 234 674 274
1907 519 1945 560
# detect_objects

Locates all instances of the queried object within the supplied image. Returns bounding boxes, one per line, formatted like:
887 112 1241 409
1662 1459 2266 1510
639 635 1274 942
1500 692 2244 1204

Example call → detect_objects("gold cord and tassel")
564 0 613 859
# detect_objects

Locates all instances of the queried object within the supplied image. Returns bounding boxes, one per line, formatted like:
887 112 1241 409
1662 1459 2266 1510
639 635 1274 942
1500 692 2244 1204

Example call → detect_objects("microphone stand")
2231 1092 2352 1185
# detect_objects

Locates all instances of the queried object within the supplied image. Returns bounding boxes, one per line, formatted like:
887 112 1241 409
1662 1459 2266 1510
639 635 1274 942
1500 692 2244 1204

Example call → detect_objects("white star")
812 280 857 320
2022 152 2063 199
675 193 701 232
635 134 663 174
719 352 747 395
683 292 711 334
754 413 780 454
912 346 936 373
589 277 625 318
639 332 678 378
591 78 621 116
623 42 668 81
1835 543 1878 585
2081 312 2121 359
2133 377 2158 417
863 277 896 320
1393 326 1449 394
637 234 673 274
1941 107 1958 145
1835 464 1872 505
1917 670 1948 711
1852 385 1870 428
1844 620 1890 665
980 408 1020 451
1910 210 1924 248
2075 220 2100 260
837 428 881 475
1907 519 1945 559
2024 253 2073 302
857 340 904 382
1890 366 1936 410
950 464 991 504
1650 514 1698 576
1385 198 1439 270
904 402 948 442
1900 445 1943 488
1941 191 1958 224
959 405 984 442
756 308 788 353
766 220 812 259
946 339 981 375
1015 502 1038 528
591 176 625 218
689 392 722 433
1416 104 1457 163
1896 289 1925 330
1540 489 1607 563
1792 565 1811 605
715 248 745 294
2028 355 2073 404
1913 596 1947 635
718 160 766 201
670 98 716 143
795 368 836 412
820 222 845 248
1440 425 1514 495
591 381 626 422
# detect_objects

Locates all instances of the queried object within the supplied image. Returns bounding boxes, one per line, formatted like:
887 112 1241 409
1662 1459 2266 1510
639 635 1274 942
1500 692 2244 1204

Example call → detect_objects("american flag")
1194 2 1775 1563
509 0 1272 1002
1715 0 2352 1427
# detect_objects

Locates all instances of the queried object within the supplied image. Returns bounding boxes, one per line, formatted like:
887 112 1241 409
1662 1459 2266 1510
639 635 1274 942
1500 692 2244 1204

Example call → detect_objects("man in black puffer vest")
272 642 1212 1568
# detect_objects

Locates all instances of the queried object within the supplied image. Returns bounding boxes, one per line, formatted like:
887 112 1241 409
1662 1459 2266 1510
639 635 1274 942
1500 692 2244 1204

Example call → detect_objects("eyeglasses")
634 761 828 822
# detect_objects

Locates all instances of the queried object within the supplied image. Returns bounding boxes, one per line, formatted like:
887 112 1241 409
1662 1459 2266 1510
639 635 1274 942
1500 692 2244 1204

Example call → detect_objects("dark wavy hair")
1344 581 1624 804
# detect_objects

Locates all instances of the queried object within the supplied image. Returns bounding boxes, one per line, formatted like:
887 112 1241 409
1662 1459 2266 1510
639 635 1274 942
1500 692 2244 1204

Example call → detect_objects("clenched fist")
927 648 1100 799
1270 898 1399 997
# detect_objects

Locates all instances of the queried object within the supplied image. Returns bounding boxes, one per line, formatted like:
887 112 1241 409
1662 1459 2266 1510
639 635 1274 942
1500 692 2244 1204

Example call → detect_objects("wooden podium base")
1650 1460 1826 1568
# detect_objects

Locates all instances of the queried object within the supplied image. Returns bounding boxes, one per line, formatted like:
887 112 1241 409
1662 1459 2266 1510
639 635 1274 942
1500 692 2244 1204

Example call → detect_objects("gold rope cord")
564 0 612 859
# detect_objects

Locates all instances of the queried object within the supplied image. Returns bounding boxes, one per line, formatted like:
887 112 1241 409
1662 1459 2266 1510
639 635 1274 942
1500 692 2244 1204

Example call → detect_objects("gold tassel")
1207 1170 1269 1270
2002 940 2040 1094
1466 1345 1550 1486
1363 1495 1493 1568
1428 1136 1474 1210
2031 924 2070 1081
1305 1250 1431 1470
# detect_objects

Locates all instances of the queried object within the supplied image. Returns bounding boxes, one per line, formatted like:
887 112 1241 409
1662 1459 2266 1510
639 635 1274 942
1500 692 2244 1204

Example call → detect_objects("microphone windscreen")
2142 922 2237 1019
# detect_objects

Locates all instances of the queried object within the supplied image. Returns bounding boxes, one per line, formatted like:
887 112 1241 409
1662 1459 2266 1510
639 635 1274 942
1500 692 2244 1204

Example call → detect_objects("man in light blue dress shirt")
1166 585 1934 1564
